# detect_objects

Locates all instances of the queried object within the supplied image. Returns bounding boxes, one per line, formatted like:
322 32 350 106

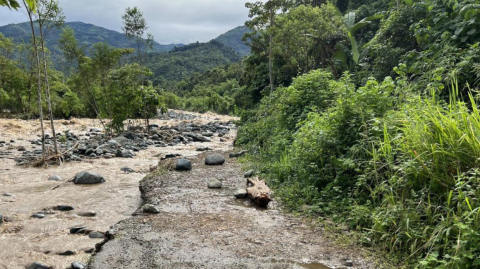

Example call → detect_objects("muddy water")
0 111 237 269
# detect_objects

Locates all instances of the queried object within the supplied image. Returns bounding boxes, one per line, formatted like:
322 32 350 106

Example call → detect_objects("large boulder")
176 159 192 171
73 172 105 184
205 154 225 165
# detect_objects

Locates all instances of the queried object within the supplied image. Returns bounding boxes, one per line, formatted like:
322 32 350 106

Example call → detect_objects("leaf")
403 0 414 6
467 29 476 36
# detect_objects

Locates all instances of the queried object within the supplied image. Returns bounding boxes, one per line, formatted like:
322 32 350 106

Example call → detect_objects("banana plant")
344 12 383 64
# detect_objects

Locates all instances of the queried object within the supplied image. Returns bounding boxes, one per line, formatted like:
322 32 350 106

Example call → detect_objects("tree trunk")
269 7 275 94
38 24 59 155
25 0 46 161
247 177 272 207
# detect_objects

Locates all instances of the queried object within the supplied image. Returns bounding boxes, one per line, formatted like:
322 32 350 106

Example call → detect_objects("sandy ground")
0 111 237 269
89 152 385 269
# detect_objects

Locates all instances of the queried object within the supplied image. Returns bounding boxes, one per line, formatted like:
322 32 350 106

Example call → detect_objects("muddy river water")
0 111 237 269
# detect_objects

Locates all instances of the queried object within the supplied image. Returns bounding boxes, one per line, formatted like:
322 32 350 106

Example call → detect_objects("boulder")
207 178 222 188
48 175 62 181
244 170 255 178
71 262 87 269
73 172 105 184
234 189 248 198
175 159 192 171
205 154 225 165
26 262 52 269
142 204 160 214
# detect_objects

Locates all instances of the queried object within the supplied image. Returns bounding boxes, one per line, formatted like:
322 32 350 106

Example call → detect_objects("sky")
0 0 259 44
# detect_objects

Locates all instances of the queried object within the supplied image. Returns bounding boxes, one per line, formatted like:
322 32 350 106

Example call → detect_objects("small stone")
89 128 102 133
55 205 74 211
229 150 248 158
71 261 87 269
344 260 354 267
234 189 248 198
2 193 13 197
88 231 105 239
244 170 254 178
207 178 222 188
70 226 87 234
31 213 46 219
58 250 75 256
78 211 96 217
121 167 135 173
0 213 3 225
205 154 225 165
73 171 105 184
17 146 26 151
26 262 52 269
107 140 119 147
48 175 62 181
175 159 192 171
85 248 95 254
143 204 160 214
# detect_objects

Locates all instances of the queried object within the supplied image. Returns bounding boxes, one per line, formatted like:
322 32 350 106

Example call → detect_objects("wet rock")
107 140 119 147
244 170 255 178
85 148 94 156
26 262 52 269
207 178 222 188
3 193 13 197
344 260 354 267
185 133 211 142
116 149 134 158
176 159 192 171
78 211 96 217
73 171 105 184
48 175 62 181
70 226 87 234
85 248 95 254
58 250 75 256
17 146 26 151
71 262 87 269
196 146 211 152
0 213 2 225
120 132 135 140
234 189 248 198
89 231 105 239
31 213 46 219
143 204 160 214
205 154 225 165
229 150 248 158
202 132 214 137
121 167 135 173
148 124 159 129
55 205 74 211
89 128 102 133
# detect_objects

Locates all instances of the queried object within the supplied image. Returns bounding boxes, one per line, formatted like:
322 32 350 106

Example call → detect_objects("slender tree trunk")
24 0 46 161
269 7 275 94
38 24 59 155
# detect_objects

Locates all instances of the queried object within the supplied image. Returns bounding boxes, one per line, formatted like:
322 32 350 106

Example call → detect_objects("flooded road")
0 111 237 269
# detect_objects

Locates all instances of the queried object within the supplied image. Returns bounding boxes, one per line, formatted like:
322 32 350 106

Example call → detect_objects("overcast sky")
0 0 259 44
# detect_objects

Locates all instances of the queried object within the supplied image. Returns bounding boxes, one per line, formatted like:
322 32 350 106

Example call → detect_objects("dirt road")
89 152 381 269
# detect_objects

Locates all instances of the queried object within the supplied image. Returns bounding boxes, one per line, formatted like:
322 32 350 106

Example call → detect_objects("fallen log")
247 177 272 207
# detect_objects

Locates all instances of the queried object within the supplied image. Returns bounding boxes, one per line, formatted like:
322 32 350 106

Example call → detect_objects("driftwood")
32 142 79 167
247 177 272 207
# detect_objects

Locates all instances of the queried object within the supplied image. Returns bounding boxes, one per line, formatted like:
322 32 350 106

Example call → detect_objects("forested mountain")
213 26 251 56
0 21 181 56
145 40 242 86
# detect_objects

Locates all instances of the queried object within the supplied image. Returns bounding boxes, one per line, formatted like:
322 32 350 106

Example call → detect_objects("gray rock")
121 167 135 173
107 140 119 147
244 170 255 178
117 149 134 158
58 250 75 256
205 154 225 165
73 171 105 184
143 204 160 214
17 146 26 151
2 193 13 197
71 261 87 269
55 205 74 211
89 128 102 133
31 213 46 219
88 231 105 239
234 189 248 198
196 146 211 152
344 260 354 267
78 211 96 217
26 262 52 269
175 159 192 171
70 226 87 234
0 213 2 225
207 178 222 188
85 148 94 156
202 132 214 137
48 175 62 181
229 150 248 158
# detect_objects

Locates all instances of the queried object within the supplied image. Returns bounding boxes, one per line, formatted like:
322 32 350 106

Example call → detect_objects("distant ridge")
213 25 251 56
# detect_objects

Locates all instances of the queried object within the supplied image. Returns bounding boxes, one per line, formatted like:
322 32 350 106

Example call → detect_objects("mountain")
0 21 181 56
145 40 242 86
213 26 251 56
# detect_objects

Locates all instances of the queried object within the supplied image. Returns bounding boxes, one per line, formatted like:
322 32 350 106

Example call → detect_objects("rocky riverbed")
0 110 237 269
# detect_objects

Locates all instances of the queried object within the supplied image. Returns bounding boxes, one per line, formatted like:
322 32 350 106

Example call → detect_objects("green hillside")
145 40 242 85
213 26 251 56
0 21 181 56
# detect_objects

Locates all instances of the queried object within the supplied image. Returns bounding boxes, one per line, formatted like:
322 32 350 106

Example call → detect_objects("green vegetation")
213 26 251 56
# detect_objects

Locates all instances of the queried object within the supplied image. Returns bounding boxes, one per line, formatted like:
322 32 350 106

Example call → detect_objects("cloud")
0 0 258 44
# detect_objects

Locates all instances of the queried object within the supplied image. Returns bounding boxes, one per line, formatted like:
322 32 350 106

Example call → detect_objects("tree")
36 0 65 155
